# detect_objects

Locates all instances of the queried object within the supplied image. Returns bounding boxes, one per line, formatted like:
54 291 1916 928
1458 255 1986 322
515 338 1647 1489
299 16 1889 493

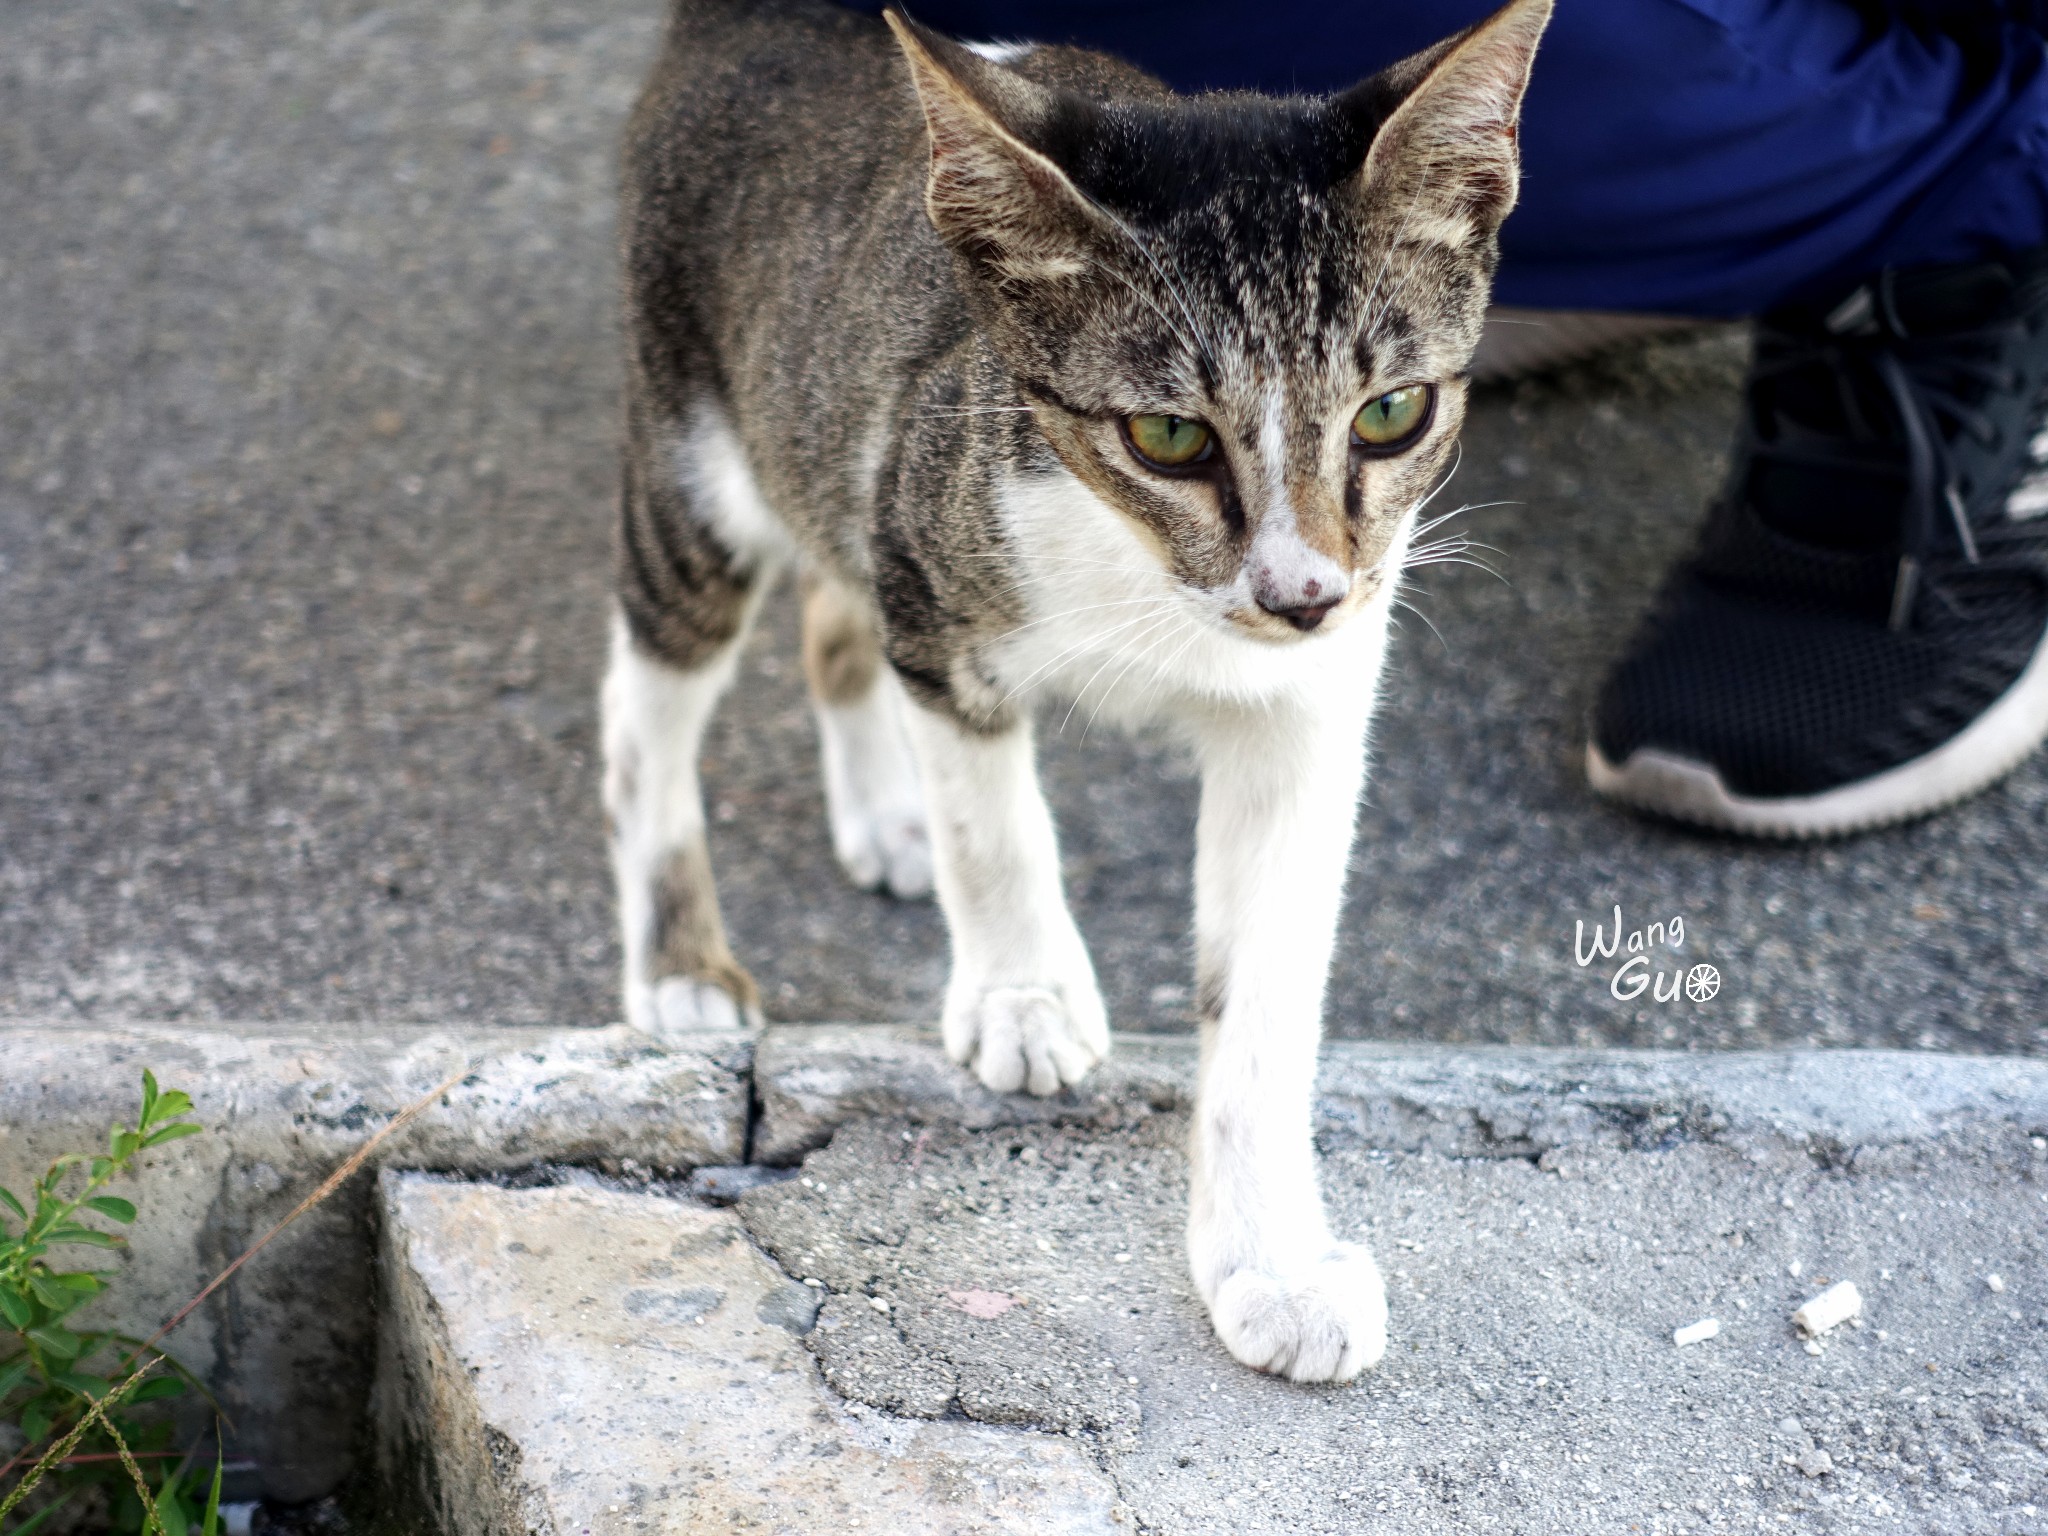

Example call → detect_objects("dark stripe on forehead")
1356 305 1416 381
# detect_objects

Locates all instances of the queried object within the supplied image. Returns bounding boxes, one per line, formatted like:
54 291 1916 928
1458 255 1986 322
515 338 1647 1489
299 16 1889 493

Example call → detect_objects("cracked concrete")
10 1019 2048 1518
739 1115 2048 1533
360 1021 2048 1534
376 1173 1126 1534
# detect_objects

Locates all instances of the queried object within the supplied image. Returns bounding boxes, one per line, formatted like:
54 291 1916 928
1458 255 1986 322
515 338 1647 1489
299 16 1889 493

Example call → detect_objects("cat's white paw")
628 975 762 1039
944 982 1107 1096
1208 1243 1388 1383
830 803 933 900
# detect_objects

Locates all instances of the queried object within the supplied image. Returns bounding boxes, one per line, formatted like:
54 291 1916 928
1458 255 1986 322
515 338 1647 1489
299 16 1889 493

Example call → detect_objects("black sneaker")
1589 248 2048 837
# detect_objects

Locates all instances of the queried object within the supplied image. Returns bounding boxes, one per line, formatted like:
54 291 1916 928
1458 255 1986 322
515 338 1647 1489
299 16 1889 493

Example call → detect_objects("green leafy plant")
2 1059 462 1536
0 1072 217 1534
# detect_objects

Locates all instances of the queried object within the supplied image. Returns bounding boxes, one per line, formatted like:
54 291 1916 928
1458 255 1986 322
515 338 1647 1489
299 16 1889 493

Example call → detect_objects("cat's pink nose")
1251 563 1349 631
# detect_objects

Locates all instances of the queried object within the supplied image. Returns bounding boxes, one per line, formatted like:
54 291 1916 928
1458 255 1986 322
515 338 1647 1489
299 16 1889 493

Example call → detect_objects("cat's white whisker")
1078 607 1198 738
1406 440 1466 528
1056 608 1180 735
983 594 1183 648
983 602 1180 719
1390 588 1454 653
1404 533 1505 562
1409 496 1520 540
1403 554 1506 582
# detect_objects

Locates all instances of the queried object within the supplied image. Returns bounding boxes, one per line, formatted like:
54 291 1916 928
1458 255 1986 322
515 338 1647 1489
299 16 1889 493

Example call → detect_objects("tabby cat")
603 0 1549 1380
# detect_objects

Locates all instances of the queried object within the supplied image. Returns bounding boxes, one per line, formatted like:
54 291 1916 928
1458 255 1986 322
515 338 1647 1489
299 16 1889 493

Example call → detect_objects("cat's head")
889 1 1549 641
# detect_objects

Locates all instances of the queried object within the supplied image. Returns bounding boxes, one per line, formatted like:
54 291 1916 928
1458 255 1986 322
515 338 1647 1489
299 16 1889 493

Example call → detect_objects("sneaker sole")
1586 619 2048 839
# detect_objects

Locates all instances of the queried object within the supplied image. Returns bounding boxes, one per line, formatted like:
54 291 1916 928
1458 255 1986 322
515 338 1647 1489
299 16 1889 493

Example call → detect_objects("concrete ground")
366 1028 2048 1535
736 1115 2048 1535
5 0 2047 1052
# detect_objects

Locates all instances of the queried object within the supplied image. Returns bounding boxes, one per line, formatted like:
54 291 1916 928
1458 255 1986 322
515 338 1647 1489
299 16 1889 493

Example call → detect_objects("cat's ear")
1343 0 1551 246
884 10 1107 283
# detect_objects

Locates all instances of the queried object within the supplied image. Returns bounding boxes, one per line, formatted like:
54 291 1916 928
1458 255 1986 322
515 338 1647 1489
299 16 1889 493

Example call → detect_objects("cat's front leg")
1186 691 1387 1382
900 703 1108 1096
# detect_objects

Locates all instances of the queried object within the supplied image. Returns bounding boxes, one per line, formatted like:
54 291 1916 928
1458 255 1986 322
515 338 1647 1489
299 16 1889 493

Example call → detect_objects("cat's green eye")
1125 413 1214 469
1351 385 1433 450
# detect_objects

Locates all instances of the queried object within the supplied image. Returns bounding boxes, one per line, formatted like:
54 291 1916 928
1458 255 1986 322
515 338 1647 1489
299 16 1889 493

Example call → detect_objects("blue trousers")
855 2 2048 315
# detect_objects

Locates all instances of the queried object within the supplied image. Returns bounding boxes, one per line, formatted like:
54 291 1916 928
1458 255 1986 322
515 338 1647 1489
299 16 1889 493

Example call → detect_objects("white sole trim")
1588 619 2048 838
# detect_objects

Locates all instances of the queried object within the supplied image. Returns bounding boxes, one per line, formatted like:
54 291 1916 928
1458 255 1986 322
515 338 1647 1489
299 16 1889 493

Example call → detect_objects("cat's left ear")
884 10 1109 284
1342 0 1552 246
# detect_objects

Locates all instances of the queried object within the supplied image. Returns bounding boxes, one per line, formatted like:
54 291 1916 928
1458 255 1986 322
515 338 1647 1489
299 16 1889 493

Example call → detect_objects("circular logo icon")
1685 963 1721 1003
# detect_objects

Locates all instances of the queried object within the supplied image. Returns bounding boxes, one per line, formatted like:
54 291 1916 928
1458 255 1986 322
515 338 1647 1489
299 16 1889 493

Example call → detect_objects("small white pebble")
1794 1280 1863 1338
1805 1340 1824 1356
1788 1260 1803 1278
1115 1253 1132 1263
803 1277 824 1288
1986 1274 2006 1294
1674 1318 1721 1347
869 1295 891 1313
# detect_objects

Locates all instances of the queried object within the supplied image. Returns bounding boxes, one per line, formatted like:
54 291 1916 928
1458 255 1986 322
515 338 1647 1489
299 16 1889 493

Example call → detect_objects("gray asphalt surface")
5 0 2046 1052
741 1115 2048 1534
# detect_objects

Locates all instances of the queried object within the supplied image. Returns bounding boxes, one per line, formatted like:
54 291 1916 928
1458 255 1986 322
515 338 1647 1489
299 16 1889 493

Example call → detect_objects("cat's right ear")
885 11 1107 284
1341 0 1552 248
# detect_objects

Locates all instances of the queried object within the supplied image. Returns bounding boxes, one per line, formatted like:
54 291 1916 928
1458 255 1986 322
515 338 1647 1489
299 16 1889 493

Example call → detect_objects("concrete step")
377 1030 2048 1534
12 1021 2048 1527
375 1171 1125 1534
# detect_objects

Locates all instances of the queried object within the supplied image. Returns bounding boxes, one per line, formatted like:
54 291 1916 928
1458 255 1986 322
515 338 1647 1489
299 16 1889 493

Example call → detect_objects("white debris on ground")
1792 1280 1863 1338
1988 1273 2008 1294
1672 1318 1721 1347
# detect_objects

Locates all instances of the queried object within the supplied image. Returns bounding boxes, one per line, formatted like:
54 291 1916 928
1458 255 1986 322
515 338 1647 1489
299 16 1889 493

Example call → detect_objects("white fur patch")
671 405 793 569
964 40 1036 64
815 668 933 899
1258 384 1290 510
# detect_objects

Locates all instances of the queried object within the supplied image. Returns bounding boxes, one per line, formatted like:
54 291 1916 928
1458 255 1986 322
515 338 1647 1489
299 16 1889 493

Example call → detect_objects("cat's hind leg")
801 570 932 899
603 405 782 1038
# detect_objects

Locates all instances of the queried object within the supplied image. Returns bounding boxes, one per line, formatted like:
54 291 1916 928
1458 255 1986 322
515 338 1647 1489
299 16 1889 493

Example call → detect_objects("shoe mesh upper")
1593 249 2048 802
